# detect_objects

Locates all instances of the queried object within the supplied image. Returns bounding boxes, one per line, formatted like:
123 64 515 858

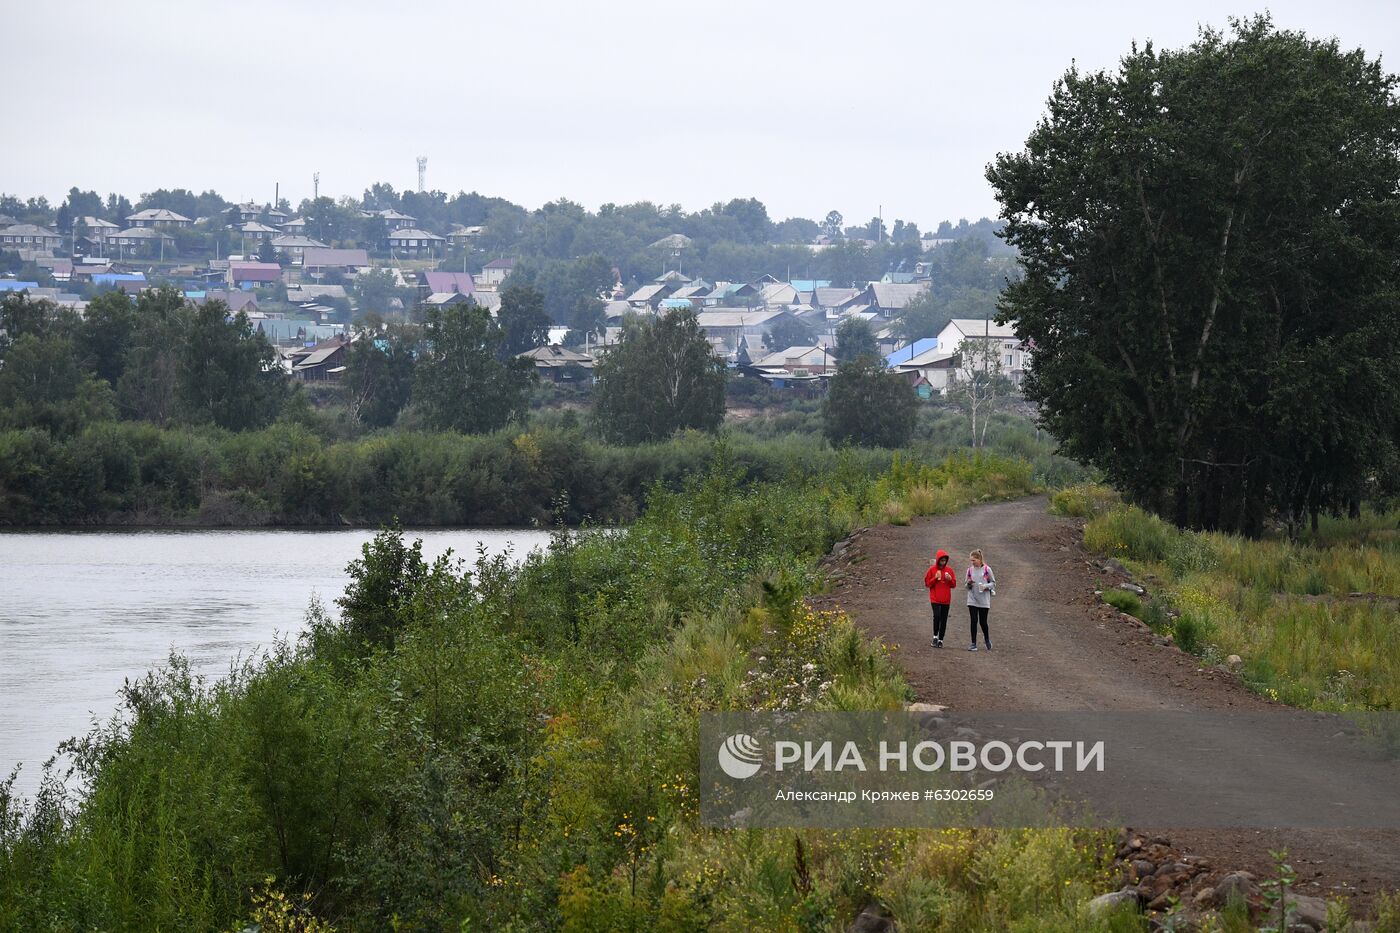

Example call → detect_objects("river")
0 528 552 799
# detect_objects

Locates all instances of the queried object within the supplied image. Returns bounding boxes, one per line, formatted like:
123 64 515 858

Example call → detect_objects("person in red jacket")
924 549 955 648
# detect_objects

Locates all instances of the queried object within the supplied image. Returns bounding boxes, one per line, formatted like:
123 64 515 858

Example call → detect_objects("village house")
517 345 595 382
377 209 417 230
478 257 514 287
290 337 350 381
236 221 280 242
228 261 283 289
752 344 836 376
386 227 443 257
125 208 193 228
0 223 65 254
107 227 175 257
271 234 329 265
694 308 794 355
279 217 310 235
199 289 260 314
446 225 484 247
303 247 370 276
935 318 1027 385
886 338 957 396
420 270 475 296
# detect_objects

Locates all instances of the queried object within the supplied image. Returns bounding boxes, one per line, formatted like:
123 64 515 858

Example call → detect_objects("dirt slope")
812 496 1400 907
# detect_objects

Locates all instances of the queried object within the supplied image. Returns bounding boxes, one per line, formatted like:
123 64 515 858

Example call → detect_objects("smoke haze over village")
7 0 1398 226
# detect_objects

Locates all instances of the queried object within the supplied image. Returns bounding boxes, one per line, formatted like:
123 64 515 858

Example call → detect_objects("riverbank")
1 450 1130 932
0 413 1084 528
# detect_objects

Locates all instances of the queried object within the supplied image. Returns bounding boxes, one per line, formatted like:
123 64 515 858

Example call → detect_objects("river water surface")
0 528 551 797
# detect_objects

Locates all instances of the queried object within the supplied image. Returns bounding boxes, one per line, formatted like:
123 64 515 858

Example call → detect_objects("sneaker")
935 638 943 648
968 644 978 651
984 640 993 651
930 640 938 647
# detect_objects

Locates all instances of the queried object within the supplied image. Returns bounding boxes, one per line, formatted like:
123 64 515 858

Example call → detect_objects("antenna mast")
416 156 427 193
313 172 320 199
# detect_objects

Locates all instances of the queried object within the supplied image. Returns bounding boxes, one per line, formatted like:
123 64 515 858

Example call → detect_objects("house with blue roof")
884 337 941 369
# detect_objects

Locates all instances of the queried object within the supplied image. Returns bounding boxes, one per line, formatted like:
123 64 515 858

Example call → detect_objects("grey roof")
293 344 347 369
238 222 280 234
111 227 174 240
695 309 789 329
0 224 62 239
286 284 348 301
80 216 120 229
814 286 860 307
378 209 417 221
869 282 927 310
626 283 669 303
518 345 595 367
753 345 830 368
946 318 1019 340
386 227 443 241
424 291 470 305
271 235 330 248
649 233 693 250
127 208 191 223
303 247 369 267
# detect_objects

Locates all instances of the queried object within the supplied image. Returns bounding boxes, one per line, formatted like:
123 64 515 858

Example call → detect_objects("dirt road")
813 496 1400 906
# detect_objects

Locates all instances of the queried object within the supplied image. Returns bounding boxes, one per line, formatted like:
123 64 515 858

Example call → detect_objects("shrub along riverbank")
1057 486 1400 710
0 409 1083 527
1 451 1140 932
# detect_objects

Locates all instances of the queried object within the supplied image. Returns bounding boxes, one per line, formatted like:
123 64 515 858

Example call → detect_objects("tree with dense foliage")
177 301 287 430
834 317 878 363
989 16 1400 534
346 325 418 427
495 284 552 356
765 316 816 352
593 309 726 443
415 303 535 433
822 355 917 448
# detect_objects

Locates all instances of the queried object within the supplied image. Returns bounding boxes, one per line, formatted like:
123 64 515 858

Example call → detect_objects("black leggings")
969 606 990 644
930 602 949 641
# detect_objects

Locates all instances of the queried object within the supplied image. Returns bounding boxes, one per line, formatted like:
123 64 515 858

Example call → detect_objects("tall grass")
1082 504 1400 710
0 449 1120 931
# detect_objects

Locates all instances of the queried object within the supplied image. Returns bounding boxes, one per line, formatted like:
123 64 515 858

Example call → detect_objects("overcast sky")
6 0 1398 228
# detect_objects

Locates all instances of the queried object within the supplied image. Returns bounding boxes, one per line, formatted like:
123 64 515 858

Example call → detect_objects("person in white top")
965 548 996 651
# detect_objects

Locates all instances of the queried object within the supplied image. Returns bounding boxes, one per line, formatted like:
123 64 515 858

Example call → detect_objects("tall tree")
415 303 534 433
496 284 552 356
989 16 1400 533
834 317 878 363
593 309 726 443
346 325 418 427
822 356 917 448
177 301 287 430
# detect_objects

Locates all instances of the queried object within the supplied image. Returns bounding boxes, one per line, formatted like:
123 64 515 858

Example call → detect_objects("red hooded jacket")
924 550 955 604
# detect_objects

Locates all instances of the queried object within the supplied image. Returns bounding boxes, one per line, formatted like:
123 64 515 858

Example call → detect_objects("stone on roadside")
1211 871 1260 907
1087 888 1141 918
1267 892 1328 932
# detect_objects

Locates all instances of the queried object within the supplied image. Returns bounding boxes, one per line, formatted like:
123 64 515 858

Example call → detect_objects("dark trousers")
930 602 949 641
969 605 990 644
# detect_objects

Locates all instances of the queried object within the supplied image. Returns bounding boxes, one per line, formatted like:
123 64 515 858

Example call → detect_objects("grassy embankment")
1054 485 1400 710
0 406 1083 527
0 445 1165 933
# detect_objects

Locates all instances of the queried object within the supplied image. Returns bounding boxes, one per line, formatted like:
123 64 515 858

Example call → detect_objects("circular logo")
718 733 763 779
